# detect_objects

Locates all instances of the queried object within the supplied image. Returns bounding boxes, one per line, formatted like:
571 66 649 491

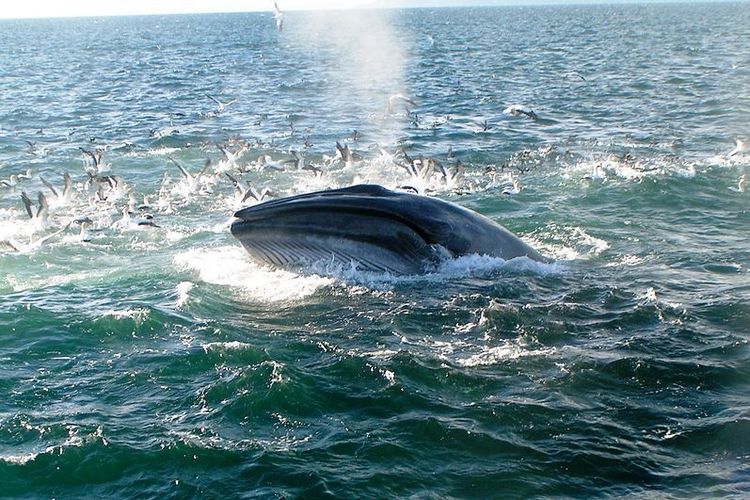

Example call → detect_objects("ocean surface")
1 2 749 497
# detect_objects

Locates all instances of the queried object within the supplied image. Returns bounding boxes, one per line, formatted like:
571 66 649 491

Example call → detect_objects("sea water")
0 3 748 497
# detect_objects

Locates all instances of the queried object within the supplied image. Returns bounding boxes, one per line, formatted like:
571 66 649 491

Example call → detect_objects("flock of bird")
1 119 745 256
0 129 460 254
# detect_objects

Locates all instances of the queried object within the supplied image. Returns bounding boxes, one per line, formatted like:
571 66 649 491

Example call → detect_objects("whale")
230 184 548 275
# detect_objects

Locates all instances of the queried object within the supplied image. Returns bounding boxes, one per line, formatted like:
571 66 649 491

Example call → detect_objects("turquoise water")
1 3 749 497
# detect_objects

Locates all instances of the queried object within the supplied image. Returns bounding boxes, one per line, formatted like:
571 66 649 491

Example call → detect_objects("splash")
174 245 561 299
455 341 556 367
173 246 334 302
175 281 194 309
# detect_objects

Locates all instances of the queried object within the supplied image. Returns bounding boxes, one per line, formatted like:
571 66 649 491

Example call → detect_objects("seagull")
137 195 153 212
415 156 435 182
205 94 237 114
335 141 360 165
168 156 211 192
728 174 746 193
79 147 108 172
502 177 522 195
437 159 463 186
503 105 538 120
1 220 71 253
273 1 284 31
385 94 417 116
0 175 18 188
582 163 606 182
0 169 32 188
728 139 747 157
112 206 160 230
25 140 46 157
135 213 160 228
225 173 274 204
73 216 94 242
287 150 305 170
85 172 123 201
242 184 273 204
217 142 248 169
284 150 320 175
566 71 587 81
20 191 50 221
40 172 73 202
254 154 285 171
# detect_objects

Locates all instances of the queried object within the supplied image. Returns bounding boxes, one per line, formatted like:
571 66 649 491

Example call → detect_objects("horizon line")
0 0 742 21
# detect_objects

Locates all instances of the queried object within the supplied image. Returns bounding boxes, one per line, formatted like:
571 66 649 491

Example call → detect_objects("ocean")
0 2 748 497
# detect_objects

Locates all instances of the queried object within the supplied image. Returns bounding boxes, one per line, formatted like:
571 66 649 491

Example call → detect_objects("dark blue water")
1 3 749 497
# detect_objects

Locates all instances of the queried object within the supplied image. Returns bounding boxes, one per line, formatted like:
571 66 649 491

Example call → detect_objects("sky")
0 0 735 19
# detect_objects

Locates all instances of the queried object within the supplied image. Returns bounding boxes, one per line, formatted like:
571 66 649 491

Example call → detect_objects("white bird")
254 154 285 171
285 150 321 175
224 173 273 205
112 206 160 230
205 94 237 114
0 174 18 188
502 177 522 195
168 156 211 193
437 159 463 187
728 139 747 157
20 191 50 224
79 147 109 173
217 143 248 170
335 141 361 166
1 220 71 253
73 216 94 243
582 163 606 182
0 169 32 188
503 105 538 120
385 94 417 116
273 1 284 31
729 174 746 193
40 172 73 203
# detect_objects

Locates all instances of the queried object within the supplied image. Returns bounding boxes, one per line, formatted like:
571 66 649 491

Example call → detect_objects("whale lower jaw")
232 228 445 276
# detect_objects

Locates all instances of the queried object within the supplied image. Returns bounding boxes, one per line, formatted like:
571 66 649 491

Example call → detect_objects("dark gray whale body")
230 184 548 275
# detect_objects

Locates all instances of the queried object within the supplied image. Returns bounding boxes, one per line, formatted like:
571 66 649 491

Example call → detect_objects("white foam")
302 251 562 291
173 244 563 300
175 281 194 309
100 308 149 322
4 269 114 292
173 246 333 302
455 341 555 367
201 341 254 352
530 224 609 261
436 253 560 277
605 254 644 267
0 451 38 465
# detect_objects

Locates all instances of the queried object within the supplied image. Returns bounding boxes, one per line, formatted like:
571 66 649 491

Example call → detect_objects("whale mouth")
230 184 452 275
230 213 444 276
230 184 548 274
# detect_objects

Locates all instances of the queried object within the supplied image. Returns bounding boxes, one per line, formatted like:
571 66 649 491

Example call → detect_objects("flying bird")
728 139 747 157
205 94 237 114
273 2 284 31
